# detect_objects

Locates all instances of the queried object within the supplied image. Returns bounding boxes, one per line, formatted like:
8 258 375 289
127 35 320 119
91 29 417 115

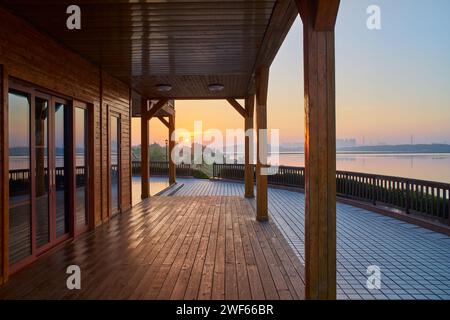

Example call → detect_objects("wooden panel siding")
0 7 132 274
0 65 8 283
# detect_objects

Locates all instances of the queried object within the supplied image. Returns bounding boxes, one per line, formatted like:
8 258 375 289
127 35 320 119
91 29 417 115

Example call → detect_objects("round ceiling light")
155 84 172 92
208 84 224 93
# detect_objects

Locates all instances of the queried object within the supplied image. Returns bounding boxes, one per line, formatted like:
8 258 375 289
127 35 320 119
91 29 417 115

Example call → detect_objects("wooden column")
140 98 150 199
0 65 8 283
244 95 255 198
168 113 176 185
296 0 340 300
255 67 269 221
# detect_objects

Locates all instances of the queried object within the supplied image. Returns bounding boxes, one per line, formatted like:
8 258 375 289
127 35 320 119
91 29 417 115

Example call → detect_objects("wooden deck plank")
0 196 304 300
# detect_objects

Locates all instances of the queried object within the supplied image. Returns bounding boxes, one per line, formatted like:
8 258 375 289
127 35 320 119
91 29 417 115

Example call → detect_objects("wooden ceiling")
0 0 297 99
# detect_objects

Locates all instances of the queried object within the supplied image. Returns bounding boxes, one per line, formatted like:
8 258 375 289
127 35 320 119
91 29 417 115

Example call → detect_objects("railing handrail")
212 163 450 189
212 163 450 225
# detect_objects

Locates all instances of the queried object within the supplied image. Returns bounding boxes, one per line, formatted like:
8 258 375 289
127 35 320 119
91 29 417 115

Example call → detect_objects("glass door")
34 95 51 249
75 106 89 233
8 83 74 272
53 98 70 241
110 115 120 215
34 96 71 253
8 90 32 267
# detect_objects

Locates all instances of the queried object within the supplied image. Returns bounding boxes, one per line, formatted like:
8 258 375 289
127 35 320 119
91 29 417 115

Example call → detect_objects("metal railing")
213 163 450 224
131 161 192 177
9 166 87 195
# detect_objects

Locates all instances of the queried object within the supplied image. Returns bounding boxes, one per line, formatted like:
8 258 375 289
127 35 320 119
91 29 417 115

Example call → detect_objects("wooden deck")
0 196 304 300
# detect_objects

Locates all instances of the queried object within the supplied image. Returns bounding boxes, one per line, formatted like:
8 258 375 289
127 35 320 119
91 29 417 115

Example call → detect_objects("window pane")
35 97 50 248
8 91 32 265
55 102 70 237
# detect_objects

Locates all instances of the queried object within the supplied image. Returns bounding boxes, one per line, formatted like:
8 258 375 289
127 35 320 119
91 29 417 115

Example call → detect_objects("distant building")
336 138 357 149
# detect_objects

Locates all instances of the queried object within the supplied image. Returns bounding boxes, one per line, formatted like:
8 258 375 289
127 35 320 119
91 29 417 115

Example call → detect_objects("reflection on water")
269 153 450 184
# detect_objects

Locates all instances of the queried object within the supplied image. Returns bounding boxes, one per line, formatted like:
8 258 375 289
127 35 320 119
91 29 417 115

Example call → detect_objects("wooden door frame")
0 65 8 283
108 108 122 217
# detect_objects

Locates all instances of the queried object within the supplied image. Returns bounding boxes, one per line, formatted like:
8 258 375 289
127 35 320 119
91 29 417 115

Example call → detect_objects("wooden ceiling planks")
0 0 295 100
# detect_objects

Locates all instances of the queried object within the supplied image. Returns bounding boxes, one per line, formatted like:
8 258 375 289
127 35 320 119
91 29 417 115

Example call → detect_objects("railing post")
447 188 450 225
372 177 376 205
405 181 410 214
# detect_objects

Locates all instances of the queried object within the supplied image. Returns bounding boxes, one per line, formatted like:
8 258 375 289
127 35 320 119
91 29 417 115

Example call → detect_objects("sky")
132 0 450 146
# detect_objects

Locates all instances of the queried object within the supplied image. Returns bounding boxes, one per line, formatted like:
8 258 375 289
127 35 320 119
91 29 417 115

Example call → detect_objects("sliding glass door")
8 82 90 272
54 99 70 239
8 91 32 266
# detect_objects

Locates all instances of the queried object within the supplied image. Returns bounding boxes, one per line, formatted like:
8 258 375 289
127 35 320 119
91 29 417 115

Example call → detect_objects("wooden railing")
131 161 192 177
213 163 450 224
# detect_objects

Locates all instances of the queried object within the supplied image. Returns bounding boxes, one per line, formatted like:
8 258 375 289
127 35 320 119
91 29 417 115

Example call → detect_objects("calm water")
269 153 450 184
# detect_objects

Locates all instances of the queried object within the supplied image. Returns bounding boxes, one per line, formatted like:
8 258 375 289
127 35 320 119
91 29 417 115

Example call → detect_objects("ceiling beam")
248 0 298 95
226 98 247 118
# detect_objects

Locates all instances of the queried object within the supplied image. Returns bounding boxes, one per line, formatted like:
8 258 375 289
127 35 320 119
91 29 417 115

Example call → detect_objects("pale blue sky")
268 0 450 145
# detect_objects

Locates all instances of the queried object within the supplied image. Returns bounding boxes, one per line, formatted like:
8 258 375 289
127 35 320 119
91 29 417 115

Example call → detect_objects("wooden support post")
168 113 176 185
140 98 150 199
244 95 255 198
255 67 269 221
0 65 8 283
296 0 340 300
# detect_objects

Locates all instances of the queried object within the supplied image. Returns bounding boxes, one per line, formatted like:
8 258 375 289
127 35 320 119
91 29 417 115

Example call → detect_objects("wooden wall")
0 65 6 283
0 7 132 276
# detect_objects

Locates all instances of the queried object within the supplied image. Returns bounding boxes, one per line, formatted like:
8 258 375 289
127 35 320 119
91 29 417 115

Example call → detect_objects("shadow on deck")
0 196 304 300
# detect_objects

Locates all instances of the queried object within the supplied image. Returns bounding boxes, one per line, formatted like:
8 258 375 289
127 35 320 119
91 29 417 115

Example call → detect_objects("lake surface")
269 153 450 184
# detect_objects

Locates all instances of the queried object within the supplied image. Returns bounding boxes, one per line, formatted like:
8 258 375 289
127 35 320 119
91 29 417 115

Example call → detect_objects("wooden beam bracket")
144 98 169 119
157 116 170 129
226 98 247 118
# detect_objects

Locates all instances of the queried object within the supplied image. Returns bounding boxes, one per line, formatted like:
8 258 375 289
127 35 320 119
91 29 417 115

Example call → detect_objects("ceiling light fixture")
208 84 224 93
155 84 172 92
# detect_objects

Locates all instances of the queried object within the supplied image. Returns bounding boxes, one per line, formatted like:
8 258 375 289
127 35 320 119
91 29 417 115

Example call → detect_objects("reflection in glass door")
54 100 70 239
8 91 32 265
75 107 89 232
110 115 120 215
35 97 50 248
8 84 73 271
